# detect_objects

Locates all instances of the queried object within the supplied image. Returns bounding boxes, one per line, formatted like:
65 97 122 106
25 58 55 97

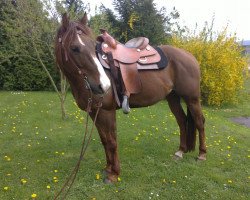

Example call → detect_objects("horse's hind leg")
185 97 207 160
166 91 187 159
90 109 120 183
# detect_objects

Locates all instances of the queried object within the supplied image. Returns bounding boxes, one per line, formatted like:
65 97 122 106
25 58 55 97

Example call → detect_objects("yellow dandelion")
47 185 51 189
3 186 9 191
95 173 100 180
172 180 176 184
118 177 121 182
228 180 233 184
21 178 27 184
54 170 58 173
4 156 11 161
31 193 37 198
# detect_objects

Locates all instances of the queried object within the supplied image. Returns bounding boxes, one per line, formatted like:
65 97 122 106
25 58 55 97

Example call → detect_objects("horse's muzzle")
90 83 110 95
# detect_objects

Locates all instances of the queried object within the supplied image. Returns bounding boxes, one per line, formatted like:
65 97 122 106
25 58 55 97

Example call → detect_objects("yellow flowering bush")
171 30 248 106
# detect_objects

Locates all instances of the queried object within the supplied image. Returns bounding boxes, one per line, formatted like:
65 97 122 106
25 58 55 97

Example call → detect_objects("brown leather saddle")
96 30 161 97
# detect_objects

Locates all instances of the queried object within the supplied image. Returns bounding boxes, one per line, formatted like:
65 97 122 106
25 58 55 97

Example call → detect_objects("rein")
54 25 104 199
54 90 103 200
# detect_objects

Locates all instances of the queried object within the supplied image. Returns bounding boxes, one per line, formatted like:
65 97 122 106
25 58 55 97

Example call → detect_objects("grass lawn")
0 79 250 199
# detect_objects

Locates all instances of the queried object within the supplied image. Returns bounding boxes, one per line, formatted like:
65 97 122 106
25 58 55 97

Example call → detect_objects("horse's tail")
186 108 197 151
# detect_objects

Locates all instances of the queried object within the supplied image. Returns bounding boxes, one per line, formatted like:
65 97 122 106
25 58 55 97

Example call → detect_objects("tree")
89 7 115 37
0 0 58 91
57 0 90 20
171 22 248 106
0 0 70 119
101 0 180 45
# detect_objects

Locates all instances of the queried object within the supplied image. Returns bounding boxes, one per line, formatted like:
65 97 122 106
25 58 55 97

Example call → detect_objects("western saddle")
96 29 161 113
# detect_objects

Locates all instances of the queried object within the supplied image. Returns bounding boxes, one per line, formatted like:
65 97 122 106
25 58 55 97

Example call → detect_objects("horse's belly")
129 82 172 107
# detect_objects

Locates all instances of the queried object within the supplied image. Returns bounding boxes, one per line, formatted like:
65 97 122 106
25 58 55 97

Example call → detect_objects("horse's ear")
80 12 88 25
62 13 69 30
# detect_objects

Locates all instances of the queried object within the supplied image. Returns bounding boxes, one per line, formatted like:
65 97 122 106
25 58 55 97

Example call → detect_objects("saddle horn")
96 29 117 49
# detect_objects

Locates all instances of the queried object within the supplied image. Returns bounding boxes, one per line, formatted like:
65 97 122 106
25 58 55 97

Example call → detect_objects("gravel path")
231 117 250 128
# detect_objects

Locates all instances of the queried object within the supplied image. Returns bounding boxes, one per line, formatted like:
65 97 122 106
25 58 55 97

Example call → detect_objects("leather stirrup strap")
106 52 121 107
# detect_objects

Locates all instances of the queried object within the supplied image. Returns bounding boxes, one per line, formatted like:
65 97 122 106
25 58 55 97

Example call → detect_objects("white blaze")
92 55 111 93
77 34 85 46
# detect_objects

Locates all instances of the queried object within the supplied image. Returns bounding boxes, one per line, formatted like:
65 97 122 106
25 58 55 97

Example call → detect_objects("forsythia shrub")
171 31 248 106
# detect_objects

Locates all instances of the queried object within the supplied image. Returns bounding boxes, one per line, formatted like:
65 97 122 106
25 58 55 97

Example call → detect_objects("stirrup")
122 95 130 114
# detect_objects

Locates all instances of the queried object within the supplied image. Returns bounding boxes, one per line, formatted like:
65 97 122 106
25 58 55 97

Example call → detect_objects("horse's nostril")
98 84 104 93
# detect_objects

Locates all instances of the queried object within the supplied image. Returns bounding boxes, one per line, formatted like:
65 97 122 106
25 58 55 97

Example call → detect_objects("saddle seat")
125 37 149 50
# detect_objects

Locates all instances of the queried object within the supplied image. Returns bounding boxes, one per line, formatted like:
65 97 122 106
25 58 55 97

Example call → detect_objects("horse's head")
55 13 111 95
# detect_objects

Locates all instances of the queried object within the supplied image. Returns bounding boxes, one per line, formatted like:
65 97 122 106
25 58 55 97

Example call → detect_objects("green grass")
0 80 250 199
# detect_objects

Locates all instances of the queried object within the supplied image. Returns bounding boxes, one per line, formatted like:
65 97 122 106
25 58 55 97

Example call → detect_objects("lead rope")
54 78 103 200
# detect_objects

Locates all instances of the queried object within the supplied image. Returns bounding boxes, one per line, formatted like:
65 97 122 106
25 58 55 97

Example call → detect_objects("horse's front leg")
90 108 120 183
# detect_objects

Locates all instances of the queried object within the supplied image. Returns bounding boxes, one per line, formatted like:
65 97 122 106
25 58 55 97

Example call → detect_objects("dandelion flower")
31 193 37 198
53 176 59 183
95 173 100 180
21 178 27 184
46 185 51 189
4 156 11 161
3 186 9 191
228 180 233 184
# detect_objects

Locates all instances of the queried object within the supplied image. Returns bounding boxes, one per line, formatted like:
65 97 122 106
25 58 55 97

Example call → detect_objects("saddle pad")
153 47 168 69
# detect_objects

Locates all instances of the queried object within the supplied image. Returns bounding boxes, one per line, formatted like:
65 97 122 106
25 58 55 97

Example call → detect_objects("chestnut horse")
55 13 206 183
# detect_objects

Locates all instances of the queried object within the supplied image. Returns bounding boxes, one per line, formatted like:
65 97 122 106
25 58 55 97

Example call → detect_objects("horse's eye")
71 45 80 53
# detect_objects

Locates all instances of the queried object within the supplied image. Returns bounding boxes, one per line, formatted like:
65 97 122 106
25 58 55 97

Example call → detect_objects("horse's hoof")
197 153 206 161
103 175 118 184
174 150 183 160
104 178 113 184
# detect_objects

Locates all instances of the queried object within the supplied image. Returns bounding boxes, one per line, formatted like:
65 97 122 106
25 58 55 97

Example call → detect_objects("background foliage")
0 0 248 106
0 0 58 91
171 24 248 106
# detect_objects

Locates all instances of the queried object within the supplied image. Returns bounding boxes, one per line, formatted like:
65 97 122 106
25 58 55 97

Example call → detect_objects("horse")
55 13 207 183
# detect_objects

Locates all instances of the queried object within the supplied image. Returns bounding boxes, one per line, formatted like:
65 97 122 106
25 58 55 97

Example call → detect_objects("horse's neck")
68 77 90 110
